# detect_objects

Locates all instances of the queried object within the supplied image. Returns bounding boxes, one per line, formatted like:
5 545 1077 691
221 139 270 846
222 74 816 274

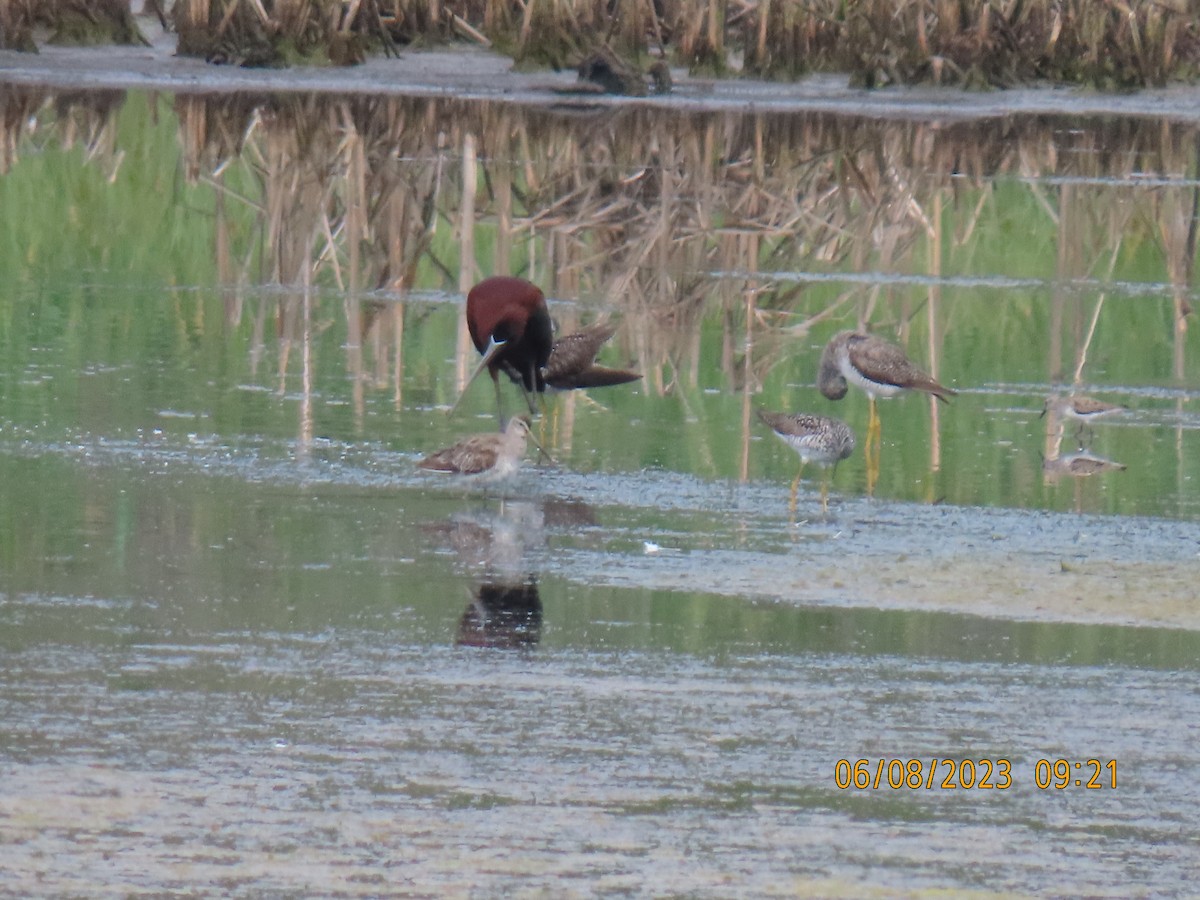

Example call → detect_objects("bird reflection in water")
1040 394 1127 489
423 497 595 649
1042 452 1127 480
456 578 543 650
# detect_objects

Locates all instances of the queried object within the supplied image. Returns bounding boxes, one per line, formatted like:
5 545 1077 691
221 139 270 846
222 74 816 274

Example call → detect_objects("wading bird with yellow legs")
757 410 855 517
818 331 955 493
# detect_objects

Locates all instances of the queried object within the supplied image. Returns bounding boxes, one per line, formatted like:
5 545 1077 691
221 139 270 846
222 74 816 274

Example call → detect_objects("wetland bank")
3 31 1200 897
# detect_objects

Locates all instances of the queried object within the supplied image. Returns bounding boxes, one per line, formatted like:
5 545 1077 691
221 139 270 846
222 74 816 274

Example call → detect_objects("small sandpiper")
757 410 855 514
418 416 534 479
1041 394 1128 440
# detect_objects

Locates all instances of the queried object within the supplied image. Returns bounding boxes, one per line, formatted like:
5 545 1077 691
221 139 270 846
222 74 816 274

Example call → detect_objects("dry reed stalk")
0 0 37 51
0 86 47 173
673 0 725 71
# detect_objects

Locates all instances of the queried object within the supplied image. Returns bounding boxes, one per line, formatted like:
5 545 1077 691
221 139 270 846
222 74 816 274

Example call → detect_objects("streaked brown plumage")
757 411 855 467
757 410 855 513
418 417 531 478
542 324 641 391
818 331 955 403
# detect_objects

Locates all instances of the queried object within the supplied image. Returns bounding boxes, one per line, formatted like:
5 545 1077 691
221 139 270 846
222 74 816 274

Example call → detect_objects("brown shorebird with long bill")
418 416 535 479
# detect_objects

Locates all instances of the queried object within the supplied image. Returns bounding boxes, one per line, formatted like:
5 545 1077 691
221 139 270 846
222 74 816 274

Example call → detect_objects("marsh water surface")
2 63 1200 895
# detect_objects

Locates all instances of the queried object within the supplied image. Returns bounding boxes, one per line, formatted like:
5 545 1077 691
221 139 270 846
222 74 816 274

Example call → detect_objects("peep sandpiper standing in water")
757 410 855 515
418 416 535 479
1041 394 1128 442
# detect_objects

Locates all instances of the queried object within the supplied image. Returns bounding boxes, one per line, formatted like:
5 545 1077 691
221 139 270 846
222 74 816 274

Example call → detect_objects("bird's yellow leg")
865 400 881 497
789 463 805 522
819 476 830 515
863 399 877 459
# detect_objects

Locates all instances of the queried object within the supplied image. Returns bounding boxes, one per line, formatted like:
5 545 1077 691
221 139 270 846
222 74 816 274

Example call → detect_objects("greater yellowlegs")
757 410 855 514
818 330 954 487
818 330 955 407
418 416 533 478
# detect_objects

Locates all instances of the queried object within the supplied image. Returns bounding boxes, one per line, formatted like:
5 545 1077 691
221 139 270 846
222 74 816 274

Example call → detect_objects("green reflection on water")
2 92 1197 521
4 452 1200 670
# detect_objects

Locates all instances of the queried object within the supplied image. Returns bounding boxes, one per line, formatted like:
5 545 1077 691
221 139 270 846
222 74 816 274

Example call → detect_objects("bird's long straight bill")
525 423 556 467
447 337 506 416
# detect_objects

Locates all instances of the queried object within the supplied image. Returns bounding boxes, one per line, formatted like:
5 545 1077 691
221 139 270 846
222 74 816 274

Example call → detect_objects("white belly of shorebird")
838 350 904 400
782 435 840 467
489 455 522 479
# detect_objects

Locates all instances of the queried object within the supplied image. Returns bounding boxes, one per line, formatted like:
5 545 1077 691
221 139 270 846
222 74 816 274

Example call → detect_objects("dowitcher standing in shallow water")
418 416 534 479
757 410 855 515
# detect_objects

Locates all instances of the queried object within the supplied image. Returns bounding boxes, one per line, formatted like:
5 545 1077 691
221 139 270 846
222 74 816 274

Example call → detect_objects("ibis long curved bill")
448 335 538 418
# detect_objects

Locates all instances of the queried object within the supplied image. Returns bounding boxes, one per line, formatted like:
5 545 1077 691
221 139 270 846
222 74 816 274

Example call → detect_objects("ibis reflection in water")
451 276 640 423
456 578 543 649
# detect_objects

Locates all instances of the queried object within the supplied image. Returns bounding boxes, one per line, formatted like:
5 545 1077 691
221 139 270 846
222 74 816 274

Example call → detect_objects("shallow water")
2 70 1200 895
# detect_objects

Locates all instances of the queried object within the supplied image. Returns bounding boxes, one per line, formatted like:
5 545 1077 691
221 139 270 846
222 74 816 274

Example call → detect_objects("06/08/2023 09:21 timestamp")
833 758 1117 790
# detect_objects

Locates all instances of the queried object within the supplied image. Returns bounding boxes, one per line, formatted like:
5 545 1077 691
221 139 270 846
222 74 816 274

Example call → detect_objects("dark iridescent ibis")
452 276 554 420
542 324 641 390
757 410 855 514
417 416 533 479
